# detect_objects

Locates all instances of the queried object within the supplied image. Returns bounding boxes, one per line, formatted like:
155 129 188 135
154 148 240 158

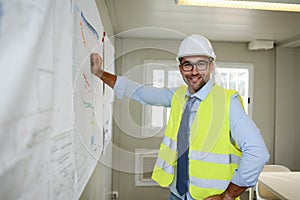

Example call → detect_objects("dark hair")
178 57 183 63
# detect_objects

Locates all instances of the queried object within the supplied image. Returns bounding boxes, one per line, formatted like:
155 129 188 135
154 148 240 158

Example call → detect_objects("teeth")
190 77 200 81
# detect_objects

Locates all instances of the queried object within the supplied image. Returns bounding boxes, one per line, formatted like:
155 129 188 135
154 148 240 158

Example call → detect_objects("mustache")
186 74 203 78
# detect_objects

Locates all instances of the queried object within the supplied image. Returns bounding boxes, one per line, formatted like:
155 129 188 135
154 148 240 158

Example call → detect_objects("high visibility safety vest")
152 84 243 200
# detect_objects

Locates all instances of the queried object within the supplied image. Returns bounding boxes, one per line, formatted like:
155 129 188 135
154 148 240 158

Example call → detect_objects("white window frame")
142 59 184 137
135 148 159 186
214 62 254 117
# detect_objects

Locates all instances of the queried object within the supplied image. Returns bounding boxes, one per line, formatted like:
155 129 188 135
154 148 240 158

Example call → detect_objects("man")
90 34 269 200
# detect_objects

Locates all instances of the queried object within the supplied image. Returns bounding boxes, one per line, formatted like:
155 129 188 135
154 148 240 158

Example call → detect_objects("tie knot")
188 96 196 101
187 96 197 108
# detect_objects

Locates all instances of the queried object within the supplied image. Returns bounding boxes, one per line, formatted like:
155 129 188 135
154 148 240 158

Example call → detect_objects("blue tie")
176 97 196 196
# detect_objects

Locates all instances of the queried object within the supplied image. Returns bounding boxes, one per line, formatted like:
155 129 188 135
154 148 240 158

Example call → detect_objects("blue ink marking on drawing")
80 11 99 40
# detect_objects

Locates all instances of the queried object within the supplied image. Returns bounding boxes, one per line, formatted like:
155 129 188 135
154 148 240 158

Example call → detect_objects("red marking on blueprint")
80 21 87 47
84 85 92 93
83 72 92 93
83 72 91 87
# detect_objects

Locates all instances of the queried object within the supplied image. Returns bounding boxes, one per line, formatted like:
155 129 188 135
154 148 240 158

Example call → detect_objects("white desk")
258 172 300 200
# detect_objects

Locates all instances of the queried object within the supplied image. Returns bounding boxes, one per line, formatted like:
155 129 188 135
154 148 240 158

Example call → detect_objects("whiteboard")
0 0 114 199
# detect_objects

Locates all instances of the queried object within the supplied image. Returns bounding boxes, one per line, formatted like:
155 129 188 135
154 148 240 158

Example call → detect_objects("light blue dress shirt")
114 76 270 200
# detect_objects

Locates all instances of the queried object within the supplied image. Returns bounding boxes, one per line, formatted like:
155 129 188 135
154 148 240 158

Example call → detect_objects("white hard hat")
177 34 216 61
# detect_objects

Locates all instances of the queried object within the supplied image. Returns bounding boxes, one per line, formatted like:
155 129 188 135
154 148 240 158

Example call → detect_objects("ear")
178 64 184 75
209 62 215 73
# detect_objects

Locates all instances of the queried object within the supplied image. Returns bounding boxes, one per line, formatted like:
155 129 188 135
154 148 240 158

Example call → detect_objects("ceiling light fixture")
175 0 300 12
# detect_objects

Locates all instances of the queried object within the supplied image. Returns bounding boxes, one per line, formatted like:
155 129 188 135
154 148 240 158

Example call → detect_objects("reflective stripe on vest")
190 176 230 190
155 157 174 174
189 151 240 165
161 135 177 152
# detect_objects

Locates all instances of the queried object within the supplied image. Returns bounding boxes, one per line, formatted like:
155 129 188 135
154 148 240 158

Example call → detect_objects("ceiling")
103 0 300 46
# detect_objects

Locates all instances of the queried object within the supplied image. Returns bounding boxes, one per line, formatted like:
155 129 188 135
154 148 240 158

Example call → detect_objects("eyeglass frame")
179 60 212 72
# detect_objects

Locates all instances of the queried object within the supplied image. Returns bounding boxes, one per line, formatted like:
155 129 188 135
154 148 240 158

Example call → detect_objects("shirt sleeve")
229 94 270 187
113 76 176 107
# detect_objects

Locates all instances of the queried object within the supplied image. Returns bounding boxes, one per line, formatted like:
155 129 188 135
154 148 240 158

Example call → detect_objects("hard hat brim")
176 53 214 61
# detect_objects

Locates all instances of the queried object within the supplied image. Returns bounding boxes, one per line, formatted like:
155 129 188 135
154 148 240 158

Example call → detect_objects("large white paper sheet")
0 0 114 199
0 0 54 199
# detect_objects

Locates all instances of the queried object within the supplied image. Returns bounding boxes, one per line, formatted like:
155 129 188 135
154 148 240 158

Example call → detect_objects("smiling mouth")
188 76 201 83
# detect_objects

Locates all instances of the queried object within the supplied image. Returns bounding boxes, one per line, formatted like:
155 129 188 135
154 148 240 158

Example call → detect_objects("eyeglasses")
180 60 211 71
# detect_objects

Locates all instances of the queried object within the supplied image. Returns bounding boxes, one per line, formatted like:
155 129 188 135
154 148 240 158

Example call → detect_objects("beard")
183 72 210 94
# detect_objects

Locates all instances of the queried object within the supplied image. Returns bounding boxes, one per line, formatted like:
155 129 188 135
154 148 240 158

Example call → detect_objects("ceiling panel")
102 0 300 45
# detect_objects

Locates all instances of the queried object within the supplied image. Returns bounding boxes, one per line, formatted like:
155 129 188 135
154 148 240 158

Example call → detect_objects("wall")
275 46 300 170
112 38 275 200
294 47 300 169
79 0 114 199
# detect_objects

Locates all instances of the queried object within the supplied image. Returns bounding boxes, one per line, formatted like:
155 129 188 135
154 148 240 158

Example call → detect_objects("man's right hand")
90 53 104 78
90 52 117 88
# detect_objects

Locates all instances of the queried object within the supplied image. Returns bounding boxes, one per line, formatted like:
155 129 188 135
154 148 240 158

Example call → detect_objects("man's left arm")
205 94 270 200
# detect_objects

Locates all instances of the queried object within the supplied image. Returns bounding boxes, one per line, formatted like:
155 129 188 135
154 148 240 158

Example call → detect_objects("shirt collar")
185 78 214 101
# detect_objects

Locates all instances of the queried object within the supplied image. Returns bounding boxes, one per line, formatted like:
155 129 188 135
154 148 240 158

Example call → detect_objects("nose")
191 64 200 74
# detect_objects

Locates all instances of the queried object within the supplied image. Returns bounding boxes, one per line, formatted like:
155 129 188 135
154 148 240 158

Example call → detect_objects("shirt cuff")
113 76 126 99
231 170 252 187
